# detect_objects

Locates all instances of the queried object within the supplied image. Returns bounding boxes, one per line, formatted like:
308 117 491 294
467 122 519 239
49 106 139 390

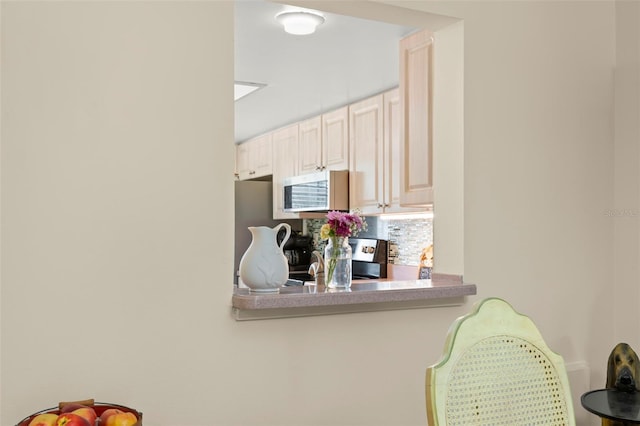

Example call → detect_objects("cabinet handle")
377 203 384 209
234 173 240 179
315 166 321 171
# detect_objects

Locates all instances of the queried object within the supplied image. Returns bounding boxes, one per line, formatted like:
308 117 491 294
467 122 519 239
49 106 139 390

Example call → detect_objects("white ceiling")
234 0 416 143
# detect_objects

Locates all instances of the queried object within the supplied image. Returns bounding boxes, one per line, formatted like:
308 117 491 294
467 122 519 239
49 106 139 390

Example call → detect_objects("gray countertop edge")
231 280 477 311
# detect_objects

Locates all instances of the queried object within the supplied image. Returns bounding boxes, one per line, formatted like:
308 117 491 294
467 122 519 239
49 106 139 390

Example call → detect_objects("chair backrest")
426 297 575 425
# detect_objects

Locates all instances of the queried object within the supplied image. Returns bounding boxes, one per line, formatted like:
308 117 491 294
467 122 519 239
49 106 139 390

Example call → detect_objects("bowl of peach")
16 399 142 426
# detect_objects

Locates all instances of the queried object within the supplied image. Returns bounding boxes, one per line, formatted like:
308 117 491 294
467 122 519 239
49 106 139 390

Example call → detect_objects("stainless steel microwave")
283 170 349 212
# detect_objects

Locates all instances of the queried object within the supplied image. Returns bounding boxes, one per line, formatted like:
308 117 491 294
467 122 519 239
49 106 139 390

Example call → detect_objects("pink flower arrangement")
320 210 366 287
320 210 367 240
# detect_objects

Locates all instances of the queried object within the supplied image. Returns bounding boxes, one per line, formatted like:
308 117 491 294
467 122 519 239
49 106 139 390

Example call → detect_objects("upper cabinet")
298 108 349 174
235 133 273 180
399 29 434 206
322 107 350 171
272 124 300 219
349 93 384 215
382 88 409 213
349 88 420 214
298 116 322 174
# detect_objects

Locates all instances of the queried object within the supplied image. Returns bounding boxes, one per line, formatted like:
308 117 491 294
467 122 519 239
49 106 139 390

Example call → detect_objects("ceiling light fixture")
275 11 325 35
234 81 266 101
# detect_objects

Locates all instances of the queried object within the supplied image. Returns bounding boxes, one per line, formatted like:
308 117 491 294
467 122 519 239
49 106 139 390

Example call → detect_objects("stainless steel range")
284 237 388 286
349 238 388 280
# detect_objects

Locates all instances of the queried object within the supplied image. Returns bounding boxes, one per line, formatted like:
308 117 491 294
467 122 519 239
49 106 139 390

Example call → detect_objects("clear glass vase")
324 236 352 288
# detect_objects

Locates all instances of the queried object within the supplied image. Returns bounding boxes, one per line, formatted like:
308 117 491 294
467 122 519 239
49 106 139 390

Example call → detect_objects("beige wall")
613 0 640 350
0 1 625 425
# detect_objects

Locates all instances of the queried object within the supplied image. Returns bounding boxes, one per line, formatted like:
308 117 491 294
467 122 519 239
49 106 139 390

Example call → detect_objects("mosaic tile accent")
384 218 433 266
305 219 330 252
304 216 433 267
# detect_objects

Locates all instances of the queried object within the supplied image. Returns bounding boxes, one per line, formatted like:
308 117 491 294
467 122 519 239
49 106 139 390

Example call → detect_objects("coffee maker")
277 229 315 282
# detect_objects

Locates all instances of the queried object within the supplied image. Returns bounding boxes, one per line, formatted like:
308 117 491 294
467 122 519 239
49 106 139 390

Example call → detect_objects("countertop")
231 273 476 320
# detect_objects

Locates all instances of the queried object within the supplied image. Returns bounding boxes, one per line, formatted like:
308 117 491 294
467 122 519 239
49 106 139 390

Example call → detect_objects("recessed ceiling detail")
234 81 266 101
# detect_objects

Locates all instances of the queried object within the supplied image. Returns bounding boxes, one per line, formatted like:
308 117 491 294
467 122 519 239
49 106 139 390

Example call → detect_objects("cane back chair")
426 297 575 425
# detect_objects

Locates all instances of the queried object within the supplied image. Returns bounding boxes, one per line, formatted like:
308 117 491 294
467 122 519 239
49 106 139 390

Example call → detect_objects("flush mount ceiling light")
234 81 266 101
275 11 325 35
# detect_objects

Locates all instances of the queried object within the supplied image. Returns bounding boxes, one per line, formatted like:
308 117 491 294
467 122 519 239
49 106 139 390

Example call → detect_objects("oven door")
352 261 387 280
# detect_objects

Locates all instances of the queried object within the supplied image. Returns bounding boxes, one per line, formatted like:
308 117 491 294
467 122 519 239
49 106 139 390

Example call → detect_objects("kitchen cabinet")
272 124 300 219
298 116 322 174
382 88 411 213
399 28 434 206
349 89 421 214
235 133 273 180
349 94 384 215
298 107 349 174
322 106 349 171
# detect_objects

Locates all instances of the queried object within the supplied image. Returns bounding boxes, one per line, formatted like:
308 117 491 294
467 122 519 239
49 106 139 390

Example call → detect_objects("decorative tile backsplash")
384 218 433 266
304 216 433 267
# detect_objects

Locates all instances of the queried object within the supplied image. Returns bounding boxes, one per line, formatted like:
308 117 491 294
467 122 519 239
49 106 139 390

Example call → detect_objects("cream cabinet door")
322 106 349 171
272 124 300 219
298 115 322 174
399 28 434 206
235 142 251 180
349 94 384 215
383 88 408 213
250 133 273 179
235 133 273 180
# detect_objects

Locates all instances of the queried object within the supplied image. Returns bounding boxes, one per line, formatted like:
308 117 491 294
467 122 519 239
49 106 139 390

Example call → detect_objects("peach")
28 413 58 426
103 412 137 426
55 413 90 426
98 408 123 425
71 407 97 426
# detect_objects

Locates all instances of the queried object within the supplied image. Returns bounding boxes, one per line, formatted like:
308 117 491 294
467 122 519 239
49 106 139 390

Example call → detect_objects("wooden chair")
426 297 576 425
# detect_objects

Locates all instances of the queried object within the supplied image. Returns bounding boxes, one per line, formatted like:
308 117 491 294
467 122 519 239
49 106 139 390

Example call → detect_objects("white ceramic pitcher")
239 223 291 293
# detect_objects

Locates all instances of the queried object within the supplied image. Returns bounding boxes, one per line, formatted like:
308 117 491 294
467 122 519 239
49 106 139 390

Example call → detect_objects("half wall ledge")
231 273 476 320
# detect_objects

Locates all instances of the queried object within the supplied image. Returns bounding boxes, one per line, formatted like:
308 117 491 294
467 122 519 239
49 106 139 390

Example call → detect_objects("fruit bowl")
16 400 142 426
